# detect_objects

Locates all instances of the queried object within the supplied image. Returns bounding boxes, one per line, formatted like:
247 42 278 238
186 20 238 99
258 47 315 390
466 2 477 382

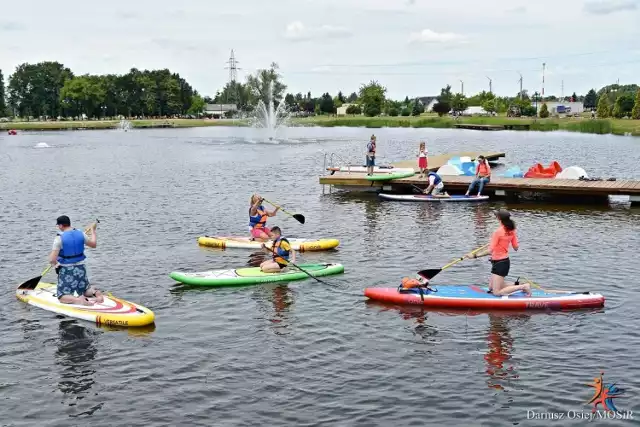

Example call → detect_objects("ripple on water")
1 128 639 426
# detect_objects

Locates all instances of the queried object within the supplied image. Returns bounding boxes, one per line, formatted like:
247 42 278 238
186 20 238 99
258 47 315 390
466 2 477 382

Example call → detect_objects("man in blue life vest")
259 226 296 273
366 134 377 176
424 172 450 197
48 215 103 306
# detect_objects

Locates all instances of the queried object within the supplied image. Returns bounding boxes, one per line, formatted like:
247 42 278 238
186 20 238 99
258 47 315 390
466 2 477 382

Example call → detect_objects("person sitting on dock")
48 215 103 306
366 135 377 176
249 193 279 241
423 172 449 197
465 155 491 197
260 226 295 273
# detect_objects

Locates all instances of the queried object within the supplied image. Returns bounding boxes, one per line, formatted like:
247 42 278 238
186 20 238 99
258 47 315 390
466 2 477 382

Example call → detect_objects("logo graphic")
587 371 625 413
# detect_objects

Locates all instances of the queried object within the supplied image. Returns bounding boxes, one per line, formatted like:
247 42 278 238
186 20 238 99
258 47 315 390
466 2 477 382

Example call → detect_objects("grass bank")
1 118 247 131
290 115 640 136
3 115 640 136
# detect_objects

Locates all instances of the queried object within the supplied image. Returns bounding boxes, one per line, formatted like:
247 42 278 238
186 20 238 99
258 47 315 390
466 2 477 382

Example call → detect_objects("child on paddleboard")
417 141 428 178
260 226 296 273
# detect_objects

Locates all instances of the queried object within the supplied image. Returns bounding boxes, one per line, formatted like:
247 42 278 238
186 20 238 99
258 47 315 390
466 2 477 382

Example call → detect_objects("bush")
539 103 549 118
401 108 411 116
388 107 399 117
345 104 361 115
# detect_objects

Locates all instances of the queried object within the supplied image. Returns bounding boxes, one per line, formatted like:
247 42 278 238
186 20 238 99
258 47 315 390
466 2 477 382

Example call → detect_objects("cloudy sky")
1 0 639 100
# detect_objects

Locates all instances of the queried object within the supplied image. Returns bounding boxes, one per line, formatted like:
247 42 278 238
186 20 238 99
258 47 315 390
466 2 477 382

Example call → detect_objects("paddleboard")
379 194 489 202
365 170 416 181
364 285 604 310
16 282 155 327
169 263 344 287
197 236 340 252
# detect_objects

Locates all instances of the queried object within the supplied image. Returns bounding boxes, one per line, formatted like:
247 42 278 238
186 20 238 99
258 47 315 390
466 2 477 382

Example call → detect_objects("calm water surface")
1 127 639 426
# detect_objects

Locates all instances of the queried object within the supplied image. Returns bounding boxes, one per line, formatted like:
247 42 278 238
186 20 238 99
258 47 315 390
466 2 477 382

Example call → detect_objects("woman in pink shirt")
464 209 531 296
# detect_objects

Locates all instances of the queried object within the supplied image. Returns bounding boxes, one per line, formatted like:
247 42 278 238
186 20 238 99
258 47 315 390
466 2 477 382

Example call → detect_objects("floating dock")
453 124 531 131
320 152 640 206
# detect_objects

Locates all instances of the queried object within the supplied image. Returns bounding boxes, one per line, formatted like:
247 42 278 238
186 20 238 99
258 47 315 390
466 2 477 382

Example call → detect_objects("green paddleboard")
365 170 415 181
169 263 344 287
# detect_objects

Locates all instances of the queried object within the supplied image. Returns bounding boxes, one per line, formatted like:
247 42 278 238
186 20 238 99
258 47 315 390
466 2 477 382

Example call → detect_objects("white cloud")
408 29 467 44
284 21 352 41
583 0 638 15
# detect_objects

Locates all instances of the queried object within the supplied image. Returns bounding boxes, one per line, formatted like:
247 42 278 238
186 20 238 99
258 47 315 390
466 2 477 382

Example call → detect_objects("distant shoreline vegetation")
2 115 639 136
0 61 639 136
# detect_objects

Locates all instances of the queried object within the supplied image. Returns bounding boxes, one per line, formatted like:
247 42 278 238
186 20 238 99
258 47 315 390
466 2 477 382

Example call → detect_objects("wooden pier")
320 152 640 206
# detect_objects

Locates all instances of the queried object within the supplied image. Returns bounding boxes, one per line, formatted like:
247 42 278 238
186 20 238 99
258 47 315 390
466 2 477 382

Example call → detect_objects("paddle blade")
17 275 43 290
417 268 441 280
292 214 305 224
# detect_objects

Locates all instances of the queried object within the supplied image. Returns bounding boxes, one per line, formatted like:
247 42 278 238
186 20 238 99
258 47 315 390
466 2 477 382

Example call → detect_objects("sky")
1 0 639 100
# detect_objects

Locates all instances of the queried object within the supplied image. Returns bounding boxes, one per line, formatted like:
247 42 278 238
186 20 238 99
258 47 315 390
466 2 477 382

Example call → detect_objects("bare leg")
252 230 271 242
59 294 95 306
491 274 531 296
85 286 104 304
261 260 283 273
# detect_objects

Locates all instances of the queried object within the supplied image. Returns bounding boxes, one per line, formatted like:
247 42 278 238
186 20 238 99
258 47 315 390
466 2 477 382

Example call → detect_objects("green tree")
631 89 640 119
345 104 361 115
388 107 399 116
583 89 597 109
433 85 453 116
319 92 335 114
411 98 424 116
451 93 468 114
245 62 287 107
539 103 549 118
8 61 74 118
482 98 497 115
571 92 578 102
214 80 250 111
284 93 295 108
347 92 358 102
358 80 386 117
187 94 205 116
337 91 346 103
596 95 610 118
401 107 411 116
0 69 6 116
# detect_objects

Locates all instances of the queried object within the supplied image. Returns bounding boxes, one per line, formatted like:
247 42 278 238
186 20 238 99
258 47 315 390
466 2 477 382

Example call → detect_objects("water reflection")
247 250 295 335
484 313 528 391
54 320 97 399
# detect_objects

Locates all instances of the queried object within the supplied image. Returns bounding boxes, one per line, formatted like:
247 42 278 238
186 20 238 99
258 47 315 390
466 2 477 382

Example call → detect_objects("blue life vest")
57 229 86 264
249 205 268 229
272 237 290 264
428 172 442 185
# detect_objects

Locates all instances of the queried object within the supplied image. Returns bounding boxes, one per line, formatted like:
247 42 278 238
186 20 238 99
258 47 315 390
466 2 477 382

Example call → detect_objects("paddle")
417 244 489 281
287 261 330 285
262 198 305 224
17 219 100 290
519 275 573 294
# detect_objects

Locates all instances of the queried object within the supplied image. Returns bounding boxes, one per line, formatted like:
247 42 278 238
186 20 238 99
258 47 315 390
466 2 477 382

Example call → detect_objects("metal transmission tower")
225 50 241 83
517 72 523 99
486 76 492 93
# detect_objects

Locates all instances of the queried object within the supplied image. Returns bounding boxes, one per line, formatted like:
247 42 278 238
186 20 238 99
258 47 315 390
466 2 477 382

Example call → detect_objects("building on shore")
204 104 237 118
530 101 584 115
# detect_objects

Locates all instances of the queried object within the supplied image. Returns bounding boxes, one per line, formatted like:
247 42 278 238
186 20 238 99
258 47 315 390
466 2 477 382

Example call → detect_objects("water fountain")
248 80 291 141
117 118 132 132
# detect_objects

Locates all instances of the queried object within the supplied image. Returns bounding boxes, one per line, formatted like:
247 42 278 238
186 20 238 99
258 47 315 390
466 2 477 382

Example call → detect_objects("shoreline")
2 116 639 136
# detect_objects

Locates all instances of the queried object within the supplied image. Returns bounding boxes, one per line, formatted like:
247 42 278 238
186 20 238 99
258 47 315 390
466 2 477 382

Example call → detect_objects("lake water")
1 126 639 426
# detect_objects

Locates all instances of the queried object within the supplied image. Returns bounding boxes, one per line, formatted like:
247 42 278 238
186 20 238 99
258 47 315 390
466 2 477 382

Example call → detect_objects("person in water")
48 215 103 306
260 226 296 273
366 134 376 176
249 193 279 241
423 171 449 197
464 209 531 296
465 155 491 197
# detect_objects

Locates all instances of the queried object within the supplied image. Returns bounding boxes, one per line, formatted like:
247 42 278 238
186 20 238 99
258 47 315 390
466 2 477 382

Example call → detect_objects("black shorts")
490 258 510 277
276 262 288 269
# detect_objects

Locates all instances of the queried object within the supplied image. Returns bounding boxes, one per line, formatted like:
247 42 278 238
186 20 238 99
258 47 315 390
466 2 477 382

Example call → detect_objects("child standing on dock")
417 141 428 178
366 135 377 176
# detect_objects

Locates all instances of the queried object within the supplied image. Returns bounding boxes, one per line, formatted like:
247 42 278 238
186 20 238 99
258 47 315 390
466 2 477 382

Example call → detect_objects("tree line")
2 60 640 120
0 61 204 119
